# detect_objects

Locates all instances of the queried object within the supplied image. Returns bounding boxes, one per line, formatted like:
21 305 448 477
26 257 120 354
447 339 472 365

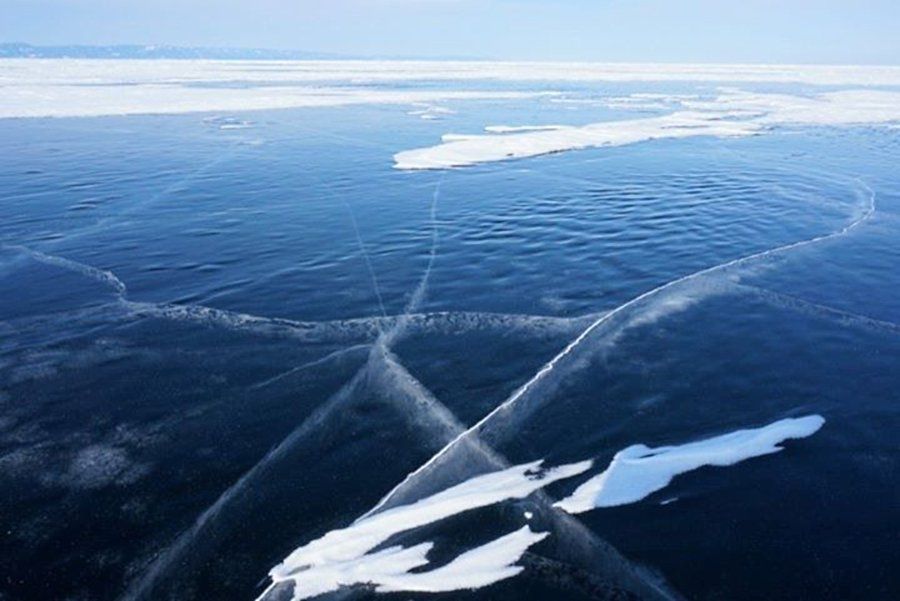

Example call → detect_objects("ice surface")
0 59 545 118
367 181 874 518
4 59 900 87
4 60 900 119
685 89 900 126
555 416 825 512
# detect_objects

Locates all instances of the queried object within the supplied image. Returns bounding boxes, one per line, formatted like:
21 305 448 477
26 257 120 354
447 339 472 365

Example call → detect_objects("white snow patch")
395 89 900 169
440 133 482 142
484 124 572 133
259 414 825 598
408 104 456 120
555 415 825 513
5 60 900 87
683 89 900 126
374 526 547 593
5 60 900 119
260 460 590 600
395 109 760 169
0 84 538 119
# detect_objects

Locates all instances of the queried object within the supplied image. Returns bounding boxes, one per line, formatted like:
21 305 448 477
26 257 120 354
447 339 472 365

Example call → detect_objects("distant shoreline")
0 43 484 61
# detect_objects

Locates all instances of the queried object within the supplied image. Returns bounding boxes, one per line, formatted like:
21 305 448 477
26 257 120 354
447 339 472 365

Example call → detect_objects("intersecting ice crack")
342 196 389 321
22 143 244 256
252 175 875 601
731 282 900 337
23 175 667 601
0 169 880 601
364 178 876 521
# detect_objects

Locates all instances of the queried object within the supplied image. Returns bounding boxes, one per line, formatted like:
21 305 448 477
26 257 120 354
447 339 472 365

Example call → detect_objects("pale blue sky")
2 0 899 63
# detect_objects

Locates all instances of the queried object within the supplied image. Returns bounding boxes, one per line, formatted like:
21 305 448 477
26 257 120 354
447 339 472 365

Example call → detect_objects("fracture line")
735 282 900 336
120 370 369 601
2 244 127 297
249 344 372 390
1 245 591 344
32 143 240 252
378 175 443 348
342 198 388 320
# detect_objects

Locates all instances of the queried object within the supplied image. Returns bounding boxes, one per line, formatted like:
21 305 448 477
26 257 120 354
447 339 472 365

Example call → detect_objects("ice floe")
394 89 900 169
555 415 825 512
5 60 900 119
4 60 900 87
395 109 761 169
484 124 572 133
0 85 541 119
408 104 456 120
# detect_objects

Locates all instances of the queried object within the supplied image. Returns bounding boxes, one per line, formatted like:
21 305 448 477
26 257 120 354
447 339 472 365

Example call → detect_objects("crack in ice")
366 178 875 518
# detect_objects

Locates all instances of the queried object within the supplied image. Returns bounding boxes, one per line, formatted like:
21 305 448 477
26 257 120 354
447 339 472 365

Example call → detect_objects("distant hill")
0 43 348 60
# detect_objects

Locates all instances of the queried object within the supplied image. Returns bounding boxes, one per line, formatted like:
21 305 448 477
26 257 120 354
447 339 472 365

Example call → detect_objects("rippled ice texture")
1 60 899 601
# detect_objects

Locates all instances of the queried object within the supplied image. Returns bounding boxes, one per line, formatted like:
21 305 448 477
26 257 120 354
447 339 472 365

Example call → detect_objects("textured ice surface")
556 415 825 512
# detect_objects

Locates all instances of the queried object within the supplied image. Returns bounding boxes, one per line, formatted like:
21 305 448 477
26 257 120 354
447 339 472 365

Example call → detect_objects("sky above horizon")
2 0 899 64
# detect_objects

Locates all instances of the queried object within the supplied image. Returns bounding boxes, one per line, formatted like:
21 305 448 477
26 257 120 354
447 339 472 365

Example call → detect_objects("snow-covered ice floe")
395 109 761 169
4 60 900 87
555 415 825 513
0 82 541 119
395 89 900 169
484 124 573 133
4 60 900 119
258 415 823 599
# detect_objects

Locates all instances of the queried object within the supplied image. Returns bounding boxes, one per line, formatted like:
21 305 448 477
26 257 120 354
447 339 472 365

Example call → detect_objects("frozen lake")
1 60 899 601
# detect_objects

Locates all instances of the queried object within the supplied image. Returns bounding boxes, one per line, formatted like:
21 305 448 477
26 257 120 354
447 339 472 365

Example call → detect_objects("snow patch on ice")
395 109 759 169
6 60 900 87
555 415 825 513
0 79 541 119
374 526 547 593
7 61 900 120
259 460 591 600
408 104 456 120
260 414 825 598
395 89 900 169
484 124 572 133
